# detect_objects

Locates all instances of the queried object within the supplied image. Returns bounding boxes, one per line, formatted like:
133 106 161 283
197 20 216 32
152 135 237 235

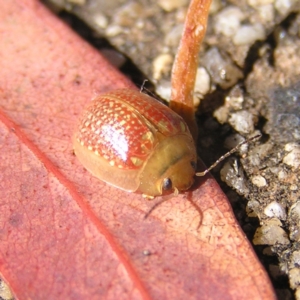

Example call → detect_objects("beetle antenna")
144 198 167 219
196 134 262 177
140 79 148 93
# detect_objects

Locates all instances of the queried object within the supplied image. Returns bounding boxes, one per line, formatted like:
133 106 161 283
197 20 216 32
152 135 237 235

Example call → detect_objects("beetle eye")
162 178 172 191
191 161 197 170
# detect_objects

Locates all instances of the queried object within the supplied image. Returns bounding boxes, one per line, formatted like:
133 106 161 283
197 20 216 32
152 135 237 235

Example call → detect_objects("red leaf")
0 0 276 299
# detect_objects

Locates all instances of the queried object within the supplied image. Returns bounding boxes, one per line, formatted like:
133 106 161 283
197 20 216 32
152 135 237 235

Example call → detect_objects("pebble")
155 80 172 101
202 47 243 89
165 24 184 47
233 24 266 45
290 250 300 268
113 2 143 27
283 143 300 169
224 134 246 150
67 0 85 4
289 202 300 222
288 202 300 241
152 53 173 81
0 279 13 300
257 4 275 23
253 219 289 245
289 268 300 289
247 0 275 6
275 0 296 15
105 25 123 37
220 158 250 195
296 287 300 300
209 0 222 14
264 201 286 220
278 169 288 180
225 86 244 110
93 13 108 29
228 110 254 134
194 67 211 98
246 200 261 217
252 175 267 187
213 106 229 124
213 6 245 37
158 0 189 12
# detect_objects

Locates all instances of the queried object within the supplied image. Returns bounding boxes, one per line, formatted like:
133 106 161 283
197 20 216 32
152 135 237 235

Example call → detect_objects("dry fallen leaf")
0 0 276 299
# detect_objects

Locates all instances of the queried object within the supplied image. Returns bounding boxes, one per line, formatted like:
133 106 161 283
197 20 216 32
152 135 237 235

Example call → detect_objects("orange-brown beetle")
73 89 197 197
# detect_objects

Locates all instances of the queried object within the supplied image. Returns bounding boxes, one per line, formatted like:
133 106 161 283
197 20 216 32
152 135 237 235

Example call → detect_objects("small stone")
233 24 266 45
296 287 300 300
220 158 249 195
213 106 229 124
290 250 300 268
93 13 108 29
209 0 222 14
194 67 211 97
228 110 254 134
202 47 243 89
275 0 296 15
283 143 300 169
289 268 300 289
257 4 275 23
214 6 245 37
252 175 267 187
290 184 298 191
67 0 85 4
264 201 286 220
246 200 261 217
247 0 274 6
152 53 173 81
225 86 244 110
224 134 246 150
106 25 123 37
165 24 184 47
113 2 143 27
278 170 288 180
253 219 289 245
155 80 172 101
289 202 300 222
158 0 189 11
0 279 14 300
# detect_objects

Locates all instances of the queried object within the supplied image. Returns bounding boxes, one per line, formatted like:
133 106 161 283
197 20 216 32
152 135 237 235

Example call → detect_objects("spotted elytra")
73 89 197 197
73 89 261 197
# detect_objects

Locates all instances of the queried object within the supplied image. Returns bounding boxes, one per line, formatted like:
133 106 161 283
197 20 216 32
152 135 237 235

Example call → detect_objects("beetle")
73 89 197 197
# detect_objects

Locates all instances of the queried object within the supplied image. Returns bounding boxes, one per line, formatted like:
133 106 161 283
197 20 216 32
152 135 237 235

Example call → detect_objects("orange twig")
170 0 212 141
